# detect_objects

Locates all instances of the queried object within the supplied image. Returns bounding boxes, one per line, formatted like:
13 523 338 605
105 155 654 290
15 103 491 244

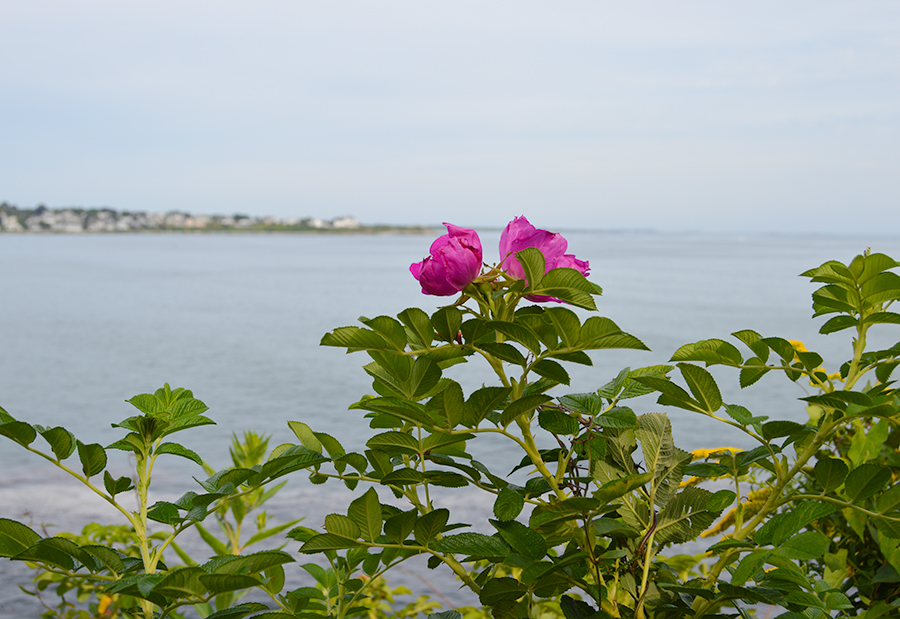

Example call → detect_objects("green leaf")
432 306 463 342
361 315 407 350
784 590 826 609
486 321 541 355
154 566 208 598
848 418 890 467
683 462 730 478
398 307 435 347
492 519 547 560
287 421 322 453
568 433 603 466
814 458 849 493
354 396 433 427
544 307 582 348
670 339 742 366
428 381 466 429
635 376 700 412
579 316 648 350
873 517 900 540
636 413 674 471
409 357 443 400
654 486 718 545
755 502 836 546
538 409 580 435
413 508 449 545
320 326 390 351
499 394 552 427
493 488 525 521
198 574 262 595
367 351 412 384
259 445 329 480
739 361 770 388
723 403 753 426
708 490 737 512
465 386 512 426
731 329 770 362
324 514 360 539
731 549 770 585
802 259 855 284
0 519 41 557
380 467 425 486
147 501 181 525
855 252 900 281
760 336 796 363
204 603 270 619
516 246 546 288
845 463 891 503
0 417 37 447
774 531 830 561
706 538 757 554
559 392 604 416
678 363 722 413
533 497 601 526
313 432 344 459
202 551 294 575
12 539 76 571
877 485 900 513
478 343 527 367
761 420 807 441
348 488 382 542
38 426 77 460
433 533 510 559
819 315 859 334
156 442 203 466
384 509 417 543
103 471 134 498
802 390 873 410
559 595 599 619
531 359 570 385
427 612 463 619
423 432 473 454
76 440 107 478
593 472 653 505
366 431 419 455
812 284 856 316
595 406 638 428
478 576 528 606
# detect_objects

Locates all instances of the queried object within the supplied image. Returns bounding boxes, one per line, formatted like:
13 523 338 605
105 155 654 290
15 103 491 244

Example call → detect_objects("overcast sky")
1 2 898 233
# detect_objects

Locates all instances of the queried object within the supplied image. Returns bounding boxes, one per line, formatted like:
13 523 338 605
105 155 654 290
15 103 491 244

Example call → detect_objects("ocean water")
1 230 899 616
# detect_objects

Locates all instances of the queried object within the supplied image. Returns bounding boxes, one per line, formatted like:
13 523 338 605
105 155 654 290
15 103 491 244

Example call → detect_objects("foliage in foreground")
1 221 899 619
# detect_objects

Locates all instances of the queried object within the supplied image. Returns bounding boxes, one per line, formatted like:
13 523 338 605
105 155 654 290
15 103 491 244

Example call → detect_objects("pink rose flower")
499 216 590 302
410 223 483 296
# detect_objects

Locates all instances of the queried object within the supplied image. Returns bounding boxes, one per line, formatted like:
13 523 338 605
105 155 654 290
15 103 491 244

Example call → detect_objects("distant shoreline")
0 203 436 235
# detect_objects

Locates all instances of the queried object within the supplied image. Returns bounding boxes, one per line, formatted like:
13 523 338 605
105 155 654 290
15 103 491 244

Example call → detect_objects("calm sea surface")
2 230 899 615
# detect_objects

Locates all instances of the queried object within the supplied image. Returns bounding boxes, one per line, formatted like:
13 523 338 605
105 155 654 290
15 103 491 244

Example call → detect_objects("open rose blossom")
499 216 589 302
410 223 483 296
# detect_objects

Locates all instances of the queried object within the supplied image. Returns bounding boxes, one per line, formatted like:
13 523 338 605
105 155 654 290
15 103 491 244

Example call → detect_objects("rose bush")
2 230 899 619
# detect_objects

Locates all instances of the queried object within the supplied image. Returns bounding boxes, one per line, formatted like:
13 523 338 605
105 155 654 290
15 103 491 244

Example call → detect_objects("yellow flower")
690 447 740 461
788 340 808 357
98 594 114 615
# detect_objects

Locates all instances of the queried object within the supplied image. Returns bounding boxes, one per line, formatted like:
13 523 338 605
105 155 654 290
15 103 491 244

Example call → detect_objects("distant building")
331 216 360 229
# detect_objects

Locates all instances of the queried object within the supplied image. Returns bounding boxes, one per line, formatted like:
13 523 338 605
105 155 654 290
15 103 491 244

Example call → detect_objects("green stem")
515 417 567 500
22 446 138 529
